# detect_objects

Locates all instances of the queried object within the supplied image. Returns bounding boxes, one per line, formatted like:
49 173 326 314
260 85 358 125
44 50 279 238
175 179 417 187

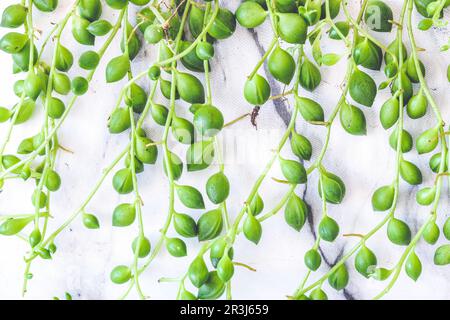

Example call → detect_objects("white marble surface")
0 0 449 300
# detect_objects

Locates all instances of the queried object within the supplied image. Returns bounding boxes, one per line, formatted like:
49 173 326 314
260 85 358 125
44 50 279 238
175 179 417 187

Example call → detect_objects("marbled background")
0 0 449 300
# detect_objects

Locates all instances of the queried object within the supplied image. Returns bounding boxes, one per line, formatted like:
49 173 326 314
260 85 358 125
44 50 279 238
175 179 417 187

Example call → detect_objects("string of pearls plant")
0 0 448 300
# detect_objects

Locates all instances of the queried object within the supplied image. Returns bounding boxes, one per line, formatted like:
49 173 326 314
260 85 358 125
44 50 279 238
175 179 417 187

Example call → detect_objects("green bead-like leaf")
207 8 236 40
364 0 393 32
384 38 407 66
444 218 450 241
371 185 395 211
72 15 95 46
79 50 100 70
399 159 422 185
186 140 214 172
249 193 264 216
176 185 205 209
268 46 295 85
83 213 100 229
0 32 28 53
416 187 435 206
110 265 131 284
434 244 450 266
310 288 328 300
422 221 440 244
175 71 205 104
349 68 377 107
45 169 61 191
55 44 73 72
132 236 151 258
135 136 158 164
389 128 413 153
339 102 367 135
163 152 183 181
328 21 349 40
405 251 422 281
279 157 307 184
391 72 413 105
355 245 377 278
290 131 312 160
407 92 427 119
318 171 346 204
217 254 234 282
13 99 35 125
328 264 349 291
299 59 321 91
304 249 321 271
198 271 226 300
1 5 27 28
284 193 308 231
106 0 128 10
173 213 197 238
206 172 230 204
53 72 71 95
197 209 223 241
0 216 34 236
193 105 224 137
387 218 411 246
106 55 130 83
243 213 262 244
295 96 324 122
188 256 209 288
277 13 307 44
87 20 113 36
319 216 340 242
416 127 439 154
379 98 399 129
112 203 136 227
78 0 102 22
166 237 187 257
353 38 382 70
151 103 168 126
244 75 271 105
236 1 267 28
48 97 65 119
180 40 206 72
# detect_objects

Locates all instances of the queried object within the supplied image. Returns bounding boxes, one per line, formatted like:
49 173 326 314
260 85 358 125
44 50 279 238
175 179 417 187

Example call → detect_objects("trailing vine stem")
119 0 193 299
20 6 128 295
292 0 446 299
372 0 449 299
293 0 369 293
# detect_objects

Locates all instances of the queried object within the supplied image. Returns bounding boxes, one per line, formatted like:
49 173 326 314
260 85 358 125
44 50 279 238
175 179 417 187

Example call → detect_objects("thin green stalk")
22 145 129 295
26 0 34 71
129 107 146 300
42 145 130 246
37 23 59 61
293 0 409 299
248 37 278 80
258 184 295 222
265 0 278 32
229 105 299 243
119 1 192 299
293 16 356 294
32 0 78 227
372 0 449 299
